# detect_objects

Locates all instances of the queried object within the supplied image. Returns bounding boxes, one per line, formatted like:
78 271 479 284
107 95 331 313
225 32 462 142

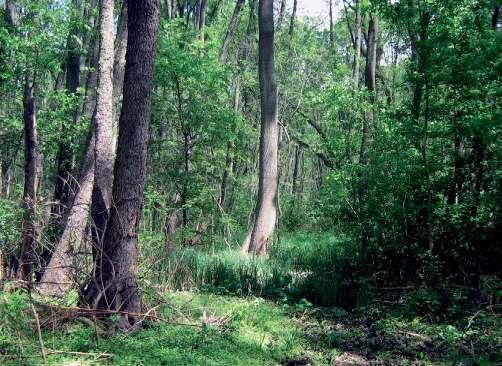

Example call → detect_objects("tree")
85 0 160 328
219 0 246 63
242 0 279 256
18 81 40 282
39 0 116 296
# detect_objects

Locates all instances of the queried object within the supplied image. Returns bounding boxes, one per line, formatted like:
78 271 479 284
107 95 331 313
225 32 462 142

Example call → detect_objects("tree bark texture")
242 0 279 256
85 0 160 328
91 0 116 251
18 83 40 281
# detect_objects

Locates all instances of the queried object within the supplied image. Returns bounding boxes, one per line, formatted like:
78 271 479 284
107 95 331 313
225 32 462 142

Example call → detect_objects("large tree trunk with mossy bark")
242 0 279 256
84 0 160 330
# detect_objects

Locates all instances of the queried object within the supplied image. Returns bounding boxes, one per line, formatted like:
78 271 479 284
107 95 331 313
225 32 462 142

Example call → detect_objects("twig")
41 305 202 328
46 349 113 358
30 302 47 363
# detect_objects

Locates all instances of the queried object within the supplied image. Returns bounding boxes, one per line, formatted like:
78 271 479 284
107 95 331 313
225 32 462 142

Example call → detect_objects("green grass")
1 289 500 365
0 291 312 366
141 231 354 307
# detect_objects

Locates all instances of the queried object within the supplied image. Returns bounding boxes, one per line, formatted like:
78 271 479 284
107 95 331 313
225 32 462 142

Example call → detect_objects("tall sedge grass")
139 231 356 306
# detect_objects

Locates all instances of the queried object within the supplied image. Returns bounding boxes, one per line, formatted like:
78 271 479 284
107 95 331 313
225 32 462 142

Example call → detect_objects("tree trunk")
329 0 334 47
277 0 286 29
360 15 377 166
39 132 95 296
112 0 128 124
91 0 116 251
197 0 207 41
289 0 297 36
40 0 117 296
242 0 279 256
1 158 12 198
219 0 246 63
85 0 160 329
291 145 302 195
18 82 40 282
353 0 361 89
358 14 378 259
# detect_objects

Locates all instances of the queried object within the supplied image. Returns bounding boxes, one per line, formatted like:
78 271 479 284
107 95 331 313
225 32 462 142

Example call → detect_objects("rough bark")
85 0 160 328
90 0 116 251
242 0 279 256
219 0 246 63
18 82 40 282
111 1 128 125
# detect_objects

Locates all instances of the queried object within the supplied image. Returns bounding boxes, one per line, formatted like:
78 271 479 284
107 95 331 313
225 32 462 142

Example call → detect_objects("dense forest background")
0 0 501 365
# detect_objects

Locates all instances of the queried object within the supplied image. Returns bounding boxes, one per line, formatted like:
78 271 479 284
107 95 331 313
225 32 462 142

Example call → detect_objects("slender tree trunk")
358 15 378 259
219 0 246 63
197 0 207 41
360 15 377 166
329 0 334 47
85 0 160 329
1 158 12 198
18 81 40 282
353 0 361 89
242 0 279 256
277 0 286 29
291 145 302 195
289 0 297 36
165 0 172 19
91 0 116 251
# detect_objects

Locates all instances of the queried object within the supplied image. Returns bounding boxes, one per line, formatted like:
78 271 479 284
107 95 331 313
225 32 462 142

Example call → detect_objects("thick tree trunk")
18 82 40 282
85 0 160 329
242 0 279 256
219 0 246 63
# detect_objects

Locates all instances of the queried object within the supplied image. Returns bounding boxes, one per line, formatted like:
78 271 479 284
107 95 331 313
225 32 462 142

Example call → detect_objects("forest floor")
1 290 499 365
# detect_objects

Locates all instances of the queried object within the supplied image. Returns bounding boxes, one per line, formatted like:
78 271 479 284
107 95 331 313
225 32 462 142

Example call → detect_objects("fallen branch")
38 304 203 328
